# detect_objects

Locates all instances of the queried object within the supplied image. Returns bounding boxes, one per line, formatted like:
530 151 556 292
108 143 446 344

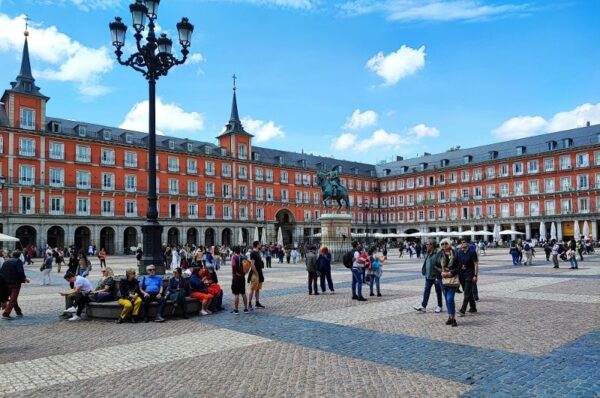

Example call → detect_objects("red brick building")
1 35 598 253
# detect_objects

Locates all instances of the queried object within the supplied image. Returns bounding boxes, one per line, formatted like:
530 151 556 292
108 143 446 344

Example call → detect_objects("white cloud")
120 97 205 135
0 14 113 96
340 1 529 22
241 117 286 142
332 132 358 151
366 45 425 86
491 103 600 140
343 109 378 130
188 53 205 64
408 123 440 139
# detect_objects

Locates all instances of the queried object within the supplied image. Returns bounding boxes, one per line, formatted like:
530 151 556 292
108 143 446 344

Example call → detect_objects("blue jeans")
369 274 380 295
569 257 578 268
351 268 363 297
444 287 457 317
511 253 519 264
422 278 443 309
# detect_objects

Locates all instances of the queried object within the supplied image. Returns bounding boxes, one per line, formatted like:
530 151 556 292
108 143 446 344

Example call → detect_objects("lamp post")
109 0 194 275
363 204 371 245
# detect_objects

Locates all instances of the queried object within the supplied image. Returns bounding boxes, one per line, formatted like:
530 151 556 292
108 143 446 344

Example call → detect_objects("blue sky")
0 0 599 164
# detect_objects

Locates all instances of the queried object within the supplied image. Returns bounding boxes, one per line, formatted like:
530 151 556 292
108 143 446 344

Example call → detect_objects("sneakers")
154 316 165 323
352 295 359 300
451 319 458 327
357 296 367 302
243 308 249 314
434 306 442 313
255 302 265 309
1 314 14 321
248 303 254 311
468 308 477 313
231 310 239 315
445 318 452 325
377 293 382 297
370 292 375 296
413 305 426 312
458 310 466 317
64 306 77 314
200 310 209 316
68 315 81 321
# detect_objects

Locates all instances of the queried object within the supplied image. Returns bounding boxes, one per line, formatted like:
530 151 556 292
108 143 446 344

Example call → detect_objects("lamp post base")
140 222 165 275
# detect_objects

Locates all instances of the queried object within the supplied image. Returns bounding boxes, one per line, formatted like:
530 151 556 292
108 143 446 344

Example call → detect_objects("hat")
146 265 156 271
439 238 452 246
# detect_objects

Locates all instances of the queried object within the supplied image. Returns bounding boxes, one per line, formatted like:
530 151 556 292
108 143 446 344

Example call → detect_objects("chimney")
423 152 431 156
587 121 591 127
396 156 404 161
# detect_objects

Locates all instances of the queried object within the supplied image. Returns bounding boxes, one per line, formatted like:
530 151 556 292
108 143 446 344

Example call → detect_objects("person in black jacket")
117 268 142 323
0 251 29 320
434 239 460 327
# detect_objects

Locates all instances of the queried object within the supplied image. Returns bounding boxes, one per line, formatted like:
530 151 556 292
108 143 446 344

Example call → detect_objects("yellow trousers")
118 297 142 319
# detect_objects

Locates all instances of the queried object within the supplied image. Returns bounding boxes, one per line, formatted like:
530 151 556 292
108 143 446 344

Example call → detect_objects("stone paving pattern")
0 248 598 397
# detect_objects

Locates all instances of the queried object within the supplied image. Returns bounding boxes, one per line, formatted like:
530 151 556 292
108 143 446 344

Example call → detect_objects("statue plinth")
319 213 352 263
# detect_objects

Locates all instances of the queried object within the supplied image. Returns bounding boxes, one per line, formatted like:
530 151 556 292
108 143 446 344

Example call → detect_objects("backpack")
343 250 355 269
234 255 251 275
371 256 381 271
524 243 531 252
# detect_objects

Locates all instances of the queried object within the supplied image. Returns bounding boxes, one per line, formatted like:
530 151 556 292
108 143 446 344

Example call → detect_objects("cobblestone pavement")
0 248 598 397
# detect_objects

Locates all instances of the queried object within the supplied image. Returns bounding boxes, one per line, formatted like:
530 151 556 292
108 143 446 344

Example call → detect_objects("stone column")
592 221 598 242
116 225 124 255
557 222 563 241
470 224 476 242
510 223 517 242
525 223 531 240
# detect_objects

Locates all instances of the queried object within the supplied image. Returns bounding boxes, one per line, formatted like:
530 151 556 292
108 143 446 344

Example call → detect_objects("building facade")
1 35 598 253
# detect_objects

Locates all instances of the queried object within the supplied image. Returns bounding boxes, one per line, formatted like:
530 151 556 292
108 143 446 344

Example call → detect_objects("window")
486 204 496 217
238 185 247 199
529 180 539 194
103 129 112 140
76 171 91 189
577 175 589 190
487 185 495 198
168 140 175 150
20 108 35 130
473 169 482 181
561 199 572 214
125 175 137 192
474 187 482 198
545 200 555 216
77 198 90 216
222 183 232 198
49 168 64 187
559 156 571 170
513 162 523 175
281 189 288 202
238 166 247 179
500 183 509 197
49 197 63 215
239 206 247 220
545 178 555 193
125 151 138 167
463 155 472 164
295 191 302 203
543 158 554 171
267 188 274 202
516 146 526 156
169 179 179 194
499 164 509 177
265 169 273 182
449 173 456 183
576 153 589 168
313 191 320 204
76 145 91 162
102 173 115 190
461 170 470 182
256 207 264 221
20 195 34 214
562 138 573 149
417 176 424 187
560 177 571 192
530 201 540 217
514 181 524 196
595 152 600 166
303 174 311 186
223 205 232 219
188 180 198 196
528 160 539 173
295 172 302 185
101 199 114 216
188 204 198 219
500 203 510 218
187 143 193 152
238 144 247 159
19 138 35 156
19 165 34 185
125 133 133 144
255 168 264 181
547 141 557 150
221 163 231 177
205 182 215 197
0 135 3 154
515 203 524 217
280 171 288 183
205 161 215 175
125 200 137 217
438 174 446 184
101 148 115 165
49 142 64 160
77 125 87 137
486 167 495 178
204 146 212 155
256 187 264 200
579 198 589 213
304 210 311 221
167 156 179 172
406 178 414 189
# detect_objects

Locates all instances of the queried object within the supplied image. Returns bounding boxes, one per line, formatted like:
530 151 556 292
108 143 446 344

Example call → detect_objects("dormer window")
440 159 449 168
384 169 391 176
276 156 284 165
419 162 427 171
125 133 133 144
204 146 211 155
516 146 526 156
401 166 409 174
168 140 175 150
187 143 193 152
489 151 498 160
337 165 343 173
23 82 32 92
220 147 227 156
103 129 112 140
298 159 306 168
77 125 87 137
353 168 358 175
562 138 573 148
463 155 472 164
547 140 557 150
253 152 261 162
48 121 61 133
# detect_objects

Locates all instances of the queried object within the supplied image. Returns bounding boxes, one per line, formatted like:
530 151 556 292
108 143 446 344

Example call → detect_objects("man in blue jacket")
139 264 166 322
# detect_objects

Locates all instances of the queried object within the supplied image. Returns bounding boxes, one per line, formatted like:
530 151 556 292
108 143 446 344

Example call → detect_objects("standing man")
0 251 29 320
350 241 367 301
247 241 265 310
457 239 478 316
551 240 560 268
139 264 166 322
230 246 248 314
413 240 443 313
305 246 318 295
265 244 272 268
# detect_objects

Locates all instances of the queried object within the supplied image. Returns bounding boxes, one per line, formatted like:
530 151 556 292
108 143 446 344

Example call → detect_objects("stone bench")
86 297 201 319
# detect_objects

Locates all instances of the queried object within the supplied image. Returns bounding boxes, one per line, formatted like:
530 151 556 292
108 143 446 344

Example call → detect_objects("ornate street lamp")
109 0 194 274
363 204 371 244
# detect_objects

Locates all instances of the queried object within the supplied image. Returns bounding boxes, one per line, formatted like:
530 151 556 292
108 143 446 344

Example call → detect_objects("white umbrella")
474 230 494 236
583 221 590 238
550 222 557 241
0 233 19 242
277 227 283 245
499 229 525 235
460 229 476 235
311 232 322 238
238 228 244 245
539 222 547 241
253 227 260 243
493 224 501 241
574 221 581 240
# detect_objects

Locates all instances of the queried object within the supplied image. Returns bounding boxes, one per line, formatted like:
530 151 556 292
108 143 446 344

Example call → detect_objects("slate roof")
375 124 600 178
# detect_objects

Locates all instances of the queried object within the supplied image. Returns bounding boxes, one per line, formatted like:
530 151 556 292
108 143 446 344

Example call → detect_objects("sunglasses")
441 243 449 246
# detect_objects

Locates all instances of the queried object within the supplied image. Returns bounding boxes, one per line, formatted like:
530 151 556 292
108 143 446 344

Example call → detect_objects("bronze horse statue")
316 171 350 212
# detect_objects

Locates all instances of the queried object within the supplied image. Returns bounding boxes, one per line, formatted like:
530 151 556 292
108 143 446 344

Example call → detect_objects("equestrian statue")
316 165 350 212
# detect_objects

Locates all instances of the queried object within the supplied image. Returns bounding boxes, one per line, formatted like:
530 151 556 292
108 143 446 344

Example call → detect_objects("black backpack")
342 250 355 269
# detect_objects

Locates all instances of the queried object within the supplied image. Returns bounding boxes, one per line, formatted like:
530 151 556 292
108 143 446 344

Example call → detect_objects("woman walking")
98 248 107 269
435 238 460 327
317 246 334 294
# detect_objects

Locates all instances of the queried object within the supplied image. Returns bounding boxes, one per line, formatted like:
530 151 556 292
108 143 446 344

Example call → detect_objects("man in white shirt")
60 272 93 321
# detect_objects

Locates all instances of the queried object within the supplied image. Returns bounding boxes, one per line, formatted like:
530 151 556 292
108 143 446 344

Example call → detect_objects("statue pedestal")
319 213 352 263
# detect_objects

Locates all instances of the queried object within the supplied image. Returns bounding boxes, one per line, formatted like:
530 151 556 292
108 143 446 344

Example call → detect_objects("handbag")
441 254 460 288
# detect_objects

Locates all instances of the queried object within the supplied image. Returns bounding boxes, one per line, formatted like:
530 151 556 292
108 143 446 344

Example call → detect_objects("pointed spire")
218 75 252 138
19 35 33 81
